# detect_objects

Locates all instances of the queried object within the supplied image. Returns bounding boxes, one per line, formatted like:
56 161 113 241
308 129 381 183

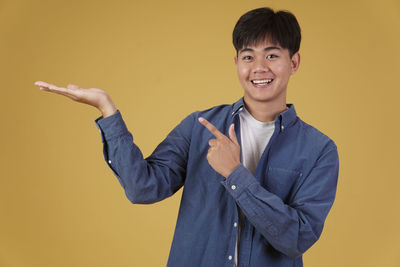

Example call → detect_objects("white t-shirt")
239 108 275 174
234 108 275 266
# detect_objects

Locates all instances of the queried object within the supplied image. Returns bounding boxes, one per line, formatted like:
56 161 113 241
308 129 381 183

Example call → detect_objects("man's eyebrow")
239 46 281 54
264 46 281 52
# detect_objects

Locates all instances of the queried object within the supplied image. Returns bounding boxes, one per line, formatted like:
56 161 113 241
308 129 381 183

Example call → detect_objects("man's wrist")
100 106 117 118
98 97 117 118
224 163 241 179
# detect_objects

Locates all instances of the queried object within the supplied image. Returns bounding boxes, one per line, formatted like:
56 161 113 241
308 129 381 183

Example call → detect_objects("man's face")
235 40 300 107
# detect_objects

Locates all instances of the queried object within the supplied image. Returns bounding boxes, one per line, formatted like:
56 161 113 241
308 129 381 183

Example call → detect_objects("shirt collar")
231 97 245 116
231 97 298 131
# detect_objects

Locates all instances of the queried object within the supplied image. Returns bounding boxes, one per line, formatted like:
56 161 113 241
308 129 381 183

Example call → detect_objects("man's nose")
253 58 269 73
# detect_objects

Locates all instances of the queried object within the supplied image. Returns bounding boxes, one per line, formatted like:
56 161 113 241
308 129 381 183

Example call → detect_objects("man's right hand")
34 81 117 118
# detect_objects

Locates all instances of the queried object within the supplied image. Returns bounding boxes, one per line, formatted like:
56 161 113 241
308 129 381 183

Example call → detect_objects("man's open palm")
34 81 117 117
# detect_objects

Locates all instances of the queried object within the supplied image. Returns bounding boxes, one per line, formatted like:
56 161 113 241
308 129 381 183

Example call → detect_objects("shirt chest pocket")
264 167 302 203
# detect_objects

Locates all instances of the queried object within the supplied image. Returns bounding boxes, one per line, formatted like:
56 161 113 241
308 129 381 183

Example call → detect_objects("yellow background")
1 0 399 266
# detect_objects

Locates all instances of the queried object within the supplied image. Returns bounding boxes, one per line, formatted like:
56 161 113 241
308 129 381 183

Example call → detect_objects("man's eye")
267 54 278 59
242 56 253 60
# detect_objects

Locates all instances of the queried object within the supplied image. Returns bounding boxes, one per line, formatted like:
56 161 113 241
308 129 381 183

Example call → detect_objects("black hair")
233 7 301 57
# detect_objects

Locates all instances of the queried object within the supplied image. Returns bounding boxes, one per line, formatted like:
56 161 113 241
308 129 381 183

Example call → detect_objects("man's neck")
243 98 288 122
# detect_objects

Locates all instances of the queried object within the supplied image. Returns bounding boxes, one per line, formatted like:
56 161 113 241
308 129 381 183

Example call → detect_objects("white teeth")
252 79 273 84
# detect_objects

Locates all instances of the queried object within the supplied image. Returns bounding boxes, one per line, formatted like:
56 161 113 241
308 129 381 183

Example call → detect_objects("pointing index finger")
198 117 224 139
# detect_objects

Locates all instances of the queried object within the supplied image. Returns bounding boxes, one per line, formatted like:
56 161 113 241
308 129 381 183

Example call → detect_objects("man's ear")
290 52 300 74
234 55 238 65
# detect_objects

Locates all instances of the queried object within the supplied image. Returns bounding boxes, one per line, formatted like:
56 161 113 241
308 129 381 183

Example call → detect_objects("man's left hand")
198 117 240 178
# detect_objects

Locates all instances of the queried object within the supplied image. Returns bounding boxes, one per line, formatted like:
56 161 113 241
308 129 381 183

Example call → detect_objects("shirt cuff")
221 164 258 199
94 110 130 142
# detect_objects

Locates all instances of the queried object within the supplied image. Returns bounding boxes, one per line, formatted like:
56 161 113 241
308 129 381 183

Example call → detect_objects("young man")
35 7 339 267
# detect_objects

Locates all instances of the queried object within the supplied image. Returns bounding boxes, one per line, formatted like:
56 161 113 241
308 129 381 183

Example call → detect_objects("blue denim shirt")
95 98 339 267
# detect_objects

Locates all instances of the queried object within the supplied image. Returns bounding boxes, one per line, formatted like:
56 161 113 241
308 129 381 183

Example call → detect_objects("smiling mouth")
251 79 274 85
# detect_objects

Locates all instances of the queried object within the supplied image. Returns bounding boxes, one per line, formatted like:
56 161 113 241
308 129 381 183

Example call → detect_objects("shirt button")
239 107 243 111
231 185 236 190
234 222 238 227
228 255 232 260
108 160 112 164
281 125 284 130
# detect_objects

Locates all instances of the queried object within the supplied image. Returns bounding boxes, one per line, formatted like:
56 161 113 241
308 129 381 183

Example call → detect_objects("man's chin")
244 94 275 104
